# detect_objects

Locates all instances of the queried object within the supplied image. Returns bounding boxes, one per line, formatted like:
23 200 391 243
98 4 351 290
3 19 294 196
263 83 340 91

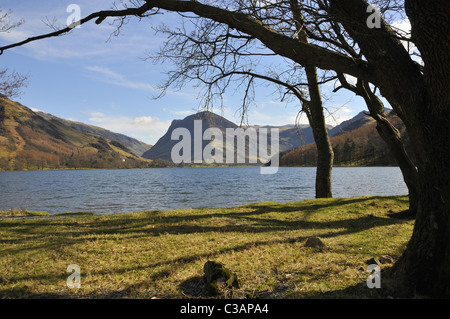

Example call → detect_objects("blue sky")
0 0 372 145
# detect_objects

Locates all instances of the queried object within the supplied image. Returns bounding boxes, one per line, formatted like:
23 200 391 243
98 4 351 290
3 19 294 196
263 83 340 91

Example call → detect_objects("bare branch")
0 68 29 98
0 3 154 55
0 10 29 98
0 9 25 33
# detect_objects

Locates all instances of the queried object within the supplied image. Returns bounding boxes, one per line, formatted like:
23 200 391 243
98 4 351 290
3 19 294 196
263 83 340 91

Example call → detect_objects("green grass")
0 195 414 299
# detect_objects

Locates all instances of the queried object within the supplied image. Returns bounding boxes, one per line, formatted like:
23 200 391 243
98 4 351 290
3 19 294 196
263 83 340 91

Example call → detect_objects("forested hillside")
280 116 414 166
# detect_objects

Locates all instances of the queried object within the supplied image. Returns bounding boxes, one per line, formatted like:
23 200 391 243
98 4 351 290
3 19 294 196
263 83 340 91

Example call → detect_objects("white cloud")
82 110 171 144
324 105 356 126
172 110 194 116
163 109 196 117
84 111 105 122
85 66 123 81
391 18 423 64
85 111 105 117
30 107 43 113
133 116 156 125
85 66 157 92
340 106 352 114
0 29 32 44
392 18 411 37
247 109 299 126
343 74 357 86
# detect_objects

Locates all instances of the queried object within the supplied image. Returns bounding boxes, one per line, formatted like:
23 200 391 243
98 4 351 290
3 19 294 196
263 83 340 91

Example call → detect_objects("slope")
36 111 152 156
0 95 152 170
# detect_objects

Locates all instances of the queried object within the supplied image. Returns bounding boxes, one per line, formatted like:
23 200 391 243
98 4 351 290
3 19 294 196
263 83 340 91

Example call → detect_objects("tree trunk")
358 82 419 217
390 0 450 297
374 117 418 216
304 66 334 198
391 117 450 296
290 0 333 198
329 0 450 296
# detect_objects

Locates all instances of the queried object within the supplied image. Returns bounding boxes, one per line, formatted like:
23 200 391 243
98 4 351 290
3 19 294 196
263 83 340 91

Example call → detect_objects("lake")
0 167 408 214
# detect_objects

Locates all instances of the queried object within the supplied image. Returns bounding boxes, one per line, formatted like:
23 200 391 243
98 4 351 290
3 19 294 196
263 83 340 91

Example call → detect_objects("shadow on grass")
387 209 414 220
0 205 408 256
306 266 415 299
0 195 412 299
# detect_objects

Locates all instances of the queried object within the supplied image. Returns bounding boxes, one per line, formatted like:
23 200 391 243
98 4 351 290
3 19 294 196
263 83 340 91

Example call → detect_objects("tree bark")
391 111 450 296
388 0 450 297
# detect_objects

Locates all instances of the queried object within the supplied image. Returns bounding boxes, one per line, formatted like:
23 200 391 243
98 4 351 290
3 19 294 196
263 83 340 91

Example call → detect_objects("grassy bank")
0 196 414 299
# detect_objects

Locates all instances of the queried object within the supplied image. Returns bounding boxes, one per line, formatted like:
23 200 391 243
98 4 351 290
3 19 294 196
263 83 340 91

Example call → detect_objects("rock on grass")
203 261 240 297
304 237 326 249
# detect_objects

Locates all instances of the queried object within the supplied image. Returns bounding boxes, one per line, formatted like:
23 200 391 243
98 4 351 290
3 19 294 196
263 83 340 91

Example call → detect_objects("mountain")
143 111 240 162
277 125 333 151
142 111 319 162
36 111 152 156
280 113 413 167
328 109 394 137
0 95 153 170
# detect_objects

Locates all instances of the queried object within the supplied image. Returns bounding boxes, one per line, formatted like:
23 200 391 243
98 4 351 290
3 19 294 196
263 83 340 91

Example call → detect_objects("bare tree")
1 0 449 297
0 9 28 98
0 68 28 98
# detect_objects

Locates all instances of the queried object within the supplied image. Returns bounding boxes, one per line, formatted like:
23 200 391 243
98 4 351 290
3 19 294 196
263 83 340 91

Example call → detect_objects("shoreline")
0 164 401 172
0 194 409 218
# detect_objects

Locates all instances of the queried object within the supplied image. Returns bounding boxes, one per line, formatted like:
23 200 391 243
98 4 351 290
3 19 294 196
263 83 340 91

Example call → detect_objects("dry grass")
0 195 414 299
0 209 50 217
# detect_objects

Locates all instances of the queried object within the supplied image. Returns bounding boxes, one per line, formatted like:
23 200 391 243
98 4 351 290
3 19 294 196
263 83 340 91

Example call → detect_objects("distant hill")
280 113 413 167
36 111 152 156
0 95 153 171
328 109 394 137
142 111 320 162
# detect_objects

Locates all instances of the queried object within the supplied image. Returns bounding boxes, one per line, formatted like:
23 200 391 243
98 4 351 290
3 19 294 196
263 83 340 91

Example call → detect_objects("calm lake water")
0 167 407 214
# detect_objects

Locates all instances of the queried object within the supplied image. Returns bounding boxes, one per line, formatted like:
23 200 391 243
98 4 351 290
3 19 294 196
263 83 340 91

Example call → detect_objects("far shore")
0 163 401 173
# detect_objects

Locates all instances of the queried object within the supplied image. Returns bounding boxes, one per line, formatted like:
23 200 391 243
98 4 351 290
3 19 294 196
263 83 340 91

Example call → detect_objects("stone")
304 237 326 249
203 260 240 297
379 255 394 264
